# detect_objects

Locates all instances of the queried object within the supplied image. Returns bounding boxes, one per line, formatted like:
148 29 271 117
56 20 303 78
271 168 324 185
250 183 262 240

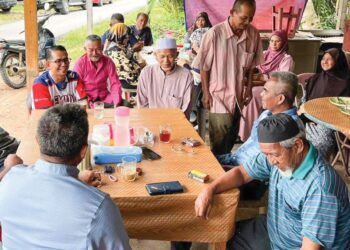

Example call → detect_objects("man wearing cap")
196 0 263 155
195 113 350 249
137 38 194 118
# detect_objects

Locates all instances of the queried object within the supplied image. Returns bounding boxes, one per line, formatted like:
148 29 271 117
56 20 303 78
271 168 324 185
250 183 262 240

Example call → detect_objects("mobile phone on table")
141 146 161 160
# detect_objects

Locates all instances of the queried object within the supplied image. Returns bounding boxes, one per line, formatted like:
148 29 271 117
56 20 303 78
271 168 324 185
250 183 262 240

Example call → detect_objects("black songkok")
258 113 300 143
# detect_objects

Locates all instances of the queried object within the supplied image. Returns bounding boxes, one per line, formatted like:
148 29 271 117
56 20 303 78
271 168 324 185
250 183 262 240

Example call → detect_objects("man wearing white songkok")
137 38 194 118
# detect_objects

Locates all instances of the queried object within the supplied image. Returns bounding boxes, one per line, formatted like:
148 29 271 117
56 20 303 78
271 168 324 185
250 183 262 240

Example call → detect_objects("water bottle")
114 107 130 146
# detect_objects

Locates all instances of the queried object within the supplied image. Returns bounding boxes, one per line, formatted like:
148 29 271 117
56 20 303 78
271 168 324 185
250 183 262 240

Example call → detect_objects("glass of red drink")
159 124 172 143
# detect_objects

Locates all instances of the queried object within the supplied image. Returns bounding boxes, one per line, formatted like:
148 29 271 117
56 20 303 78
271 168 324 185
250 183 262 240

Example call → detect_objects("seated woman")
184 12 212 55
239 30 294 141
104 23 145 91
301 48 350 159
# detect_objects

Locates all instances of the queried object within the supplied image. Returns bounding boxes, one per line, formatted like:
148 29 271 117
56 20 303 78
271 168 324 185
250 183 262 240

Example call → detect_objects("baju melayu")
137 64 194 118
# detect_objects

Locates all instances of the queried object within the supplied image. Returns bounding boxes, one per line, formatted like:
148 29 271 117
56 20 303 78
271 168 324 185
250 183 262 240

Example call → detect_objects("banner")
184 0 307 30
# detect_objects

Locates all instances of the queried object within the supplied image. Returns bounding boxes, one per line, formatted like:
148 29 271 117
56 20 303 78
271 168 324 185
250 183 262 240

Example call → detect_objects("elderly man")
31 45 87 110
137 38 194 118
217 71 302 200
195 114 350 250
217 71 302 167
0 104 131 249
74 34 122 108
197 0 263 155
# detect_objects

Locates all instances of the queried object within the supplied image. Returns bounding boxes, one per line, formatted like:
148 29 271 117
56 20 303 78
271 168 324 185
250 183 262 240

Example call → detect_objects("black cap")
258 113 300 143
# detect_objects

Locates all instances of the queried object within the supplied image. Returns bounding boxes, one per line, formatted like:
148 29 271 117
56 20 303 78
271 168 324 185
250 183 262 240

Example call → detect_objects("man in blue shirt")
195 114 350 250
217 71 303 200
217 71 302 167
0 104 131 250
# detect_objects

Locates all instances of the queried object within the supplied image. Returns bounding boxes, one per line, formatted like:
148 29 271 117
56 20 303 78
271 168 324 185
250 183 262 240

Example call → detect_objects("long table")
17 108 239 249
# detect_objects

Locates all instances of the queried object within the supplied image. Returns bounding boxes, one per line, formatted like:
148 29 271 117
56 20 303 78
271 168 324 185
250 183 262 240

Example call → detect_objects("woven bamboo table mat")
304 97 350 138
18 108 239 245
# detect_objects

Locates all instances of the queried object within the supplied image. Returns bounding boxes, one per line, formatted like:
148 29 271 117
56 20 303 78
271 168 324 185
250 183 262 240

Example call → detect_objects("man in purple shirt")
74 34 122 108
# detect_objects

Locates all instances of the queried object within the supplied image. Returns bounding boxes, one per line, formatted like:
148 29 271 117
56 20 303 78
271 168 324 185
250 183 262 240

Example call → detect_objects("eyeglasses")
50 58 71 65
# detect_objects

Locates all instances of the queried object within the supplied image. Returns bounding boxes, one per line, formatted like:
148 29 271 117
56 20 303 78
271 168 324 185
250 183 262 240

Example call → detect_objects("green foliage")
312 0 336 29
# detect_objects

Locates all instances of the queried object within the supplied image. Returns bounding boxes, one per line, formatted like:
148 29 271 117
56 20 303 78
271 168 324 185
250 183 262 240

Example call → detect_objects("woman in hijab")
301 48 350 159
105 23 144 90
184 12 212 54
305 48 350 100
239 30 294 142
257 29 294 79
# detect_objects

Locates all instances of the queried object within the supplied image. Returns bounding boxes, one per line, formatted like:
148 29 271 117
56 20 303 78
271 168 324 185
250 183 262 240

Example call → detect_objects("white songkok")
156 38 177 50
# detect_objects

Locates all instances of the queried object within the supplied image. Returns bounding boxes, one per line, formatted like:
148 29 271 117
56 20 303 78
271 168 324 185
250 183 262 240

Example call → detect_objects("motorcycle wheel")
1 8 11 12
0 53 26 89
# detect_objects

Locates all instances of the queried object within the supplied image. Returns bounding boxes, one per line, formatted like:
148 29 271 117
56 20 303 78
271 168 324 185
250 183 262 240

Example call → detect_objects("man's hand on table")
79 170 102 187
195 187 214 219
1 154 24 181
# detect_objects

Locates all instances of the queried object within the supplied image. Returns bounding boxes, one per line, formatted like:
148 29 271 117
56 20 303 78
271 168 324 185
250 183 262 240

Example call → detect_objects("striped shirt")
31 70 86 110
244 144 350 249
197 18 264 114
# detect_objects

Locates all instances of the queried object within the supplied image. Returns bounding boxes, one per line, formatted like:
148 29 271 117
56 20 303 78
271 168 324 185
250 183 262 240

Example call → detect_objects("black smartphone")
141 146 161 160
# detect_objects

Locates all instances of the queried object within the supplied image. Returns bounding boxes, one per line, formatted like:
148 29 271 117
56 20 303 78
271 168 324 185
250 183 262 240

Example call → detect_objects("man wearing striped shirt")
195 113 350 249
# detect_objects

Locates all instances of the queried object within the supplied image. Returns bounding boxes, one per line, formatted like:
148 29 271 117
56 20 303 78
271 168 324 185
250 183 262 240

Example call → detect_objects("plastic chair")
272 6 302 38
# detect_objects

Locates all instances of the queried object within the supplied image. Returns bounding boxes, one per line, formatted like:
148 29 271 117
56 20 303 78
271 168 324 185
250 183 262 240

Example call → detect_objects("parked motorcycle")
0 14 55 89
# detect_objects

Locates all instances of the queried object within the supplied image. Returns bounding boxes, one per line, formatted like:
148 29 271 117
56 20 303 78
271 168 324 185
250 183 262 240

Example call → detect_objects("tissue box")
91 145 142 166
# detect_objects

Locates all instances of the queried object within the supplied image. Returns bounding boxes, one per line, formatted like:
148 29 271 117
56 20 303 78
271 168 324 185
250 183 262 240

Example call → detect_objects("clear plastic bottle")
114 107 130 146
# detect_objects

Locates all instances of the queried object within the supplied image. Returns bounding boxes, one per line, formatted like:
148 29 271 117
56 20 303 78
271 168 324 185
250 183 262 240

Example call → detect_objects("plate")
340 107 350 116
329 97 350 107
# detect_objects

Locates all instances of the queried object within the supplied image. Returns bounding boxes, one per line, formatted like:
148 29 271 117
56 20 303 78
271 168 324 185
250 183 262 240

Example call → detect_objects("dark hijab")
305 48 350 101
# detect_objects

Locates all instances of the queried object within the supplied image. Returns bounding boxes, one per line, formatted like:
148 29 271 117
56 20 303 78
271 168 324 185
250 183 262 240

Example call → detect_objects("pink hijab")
257 30 289 74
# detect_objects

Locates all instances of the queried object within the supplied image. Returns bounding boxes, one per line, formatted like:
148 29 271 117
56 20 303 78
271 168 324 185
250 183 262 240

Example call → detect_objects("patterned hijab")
109 23 129 44
257 30 289 74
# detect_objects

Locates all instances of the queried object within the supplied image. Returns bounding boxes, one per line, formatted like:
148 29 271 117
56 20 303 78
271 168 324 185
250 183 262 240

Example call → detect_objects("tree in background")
147 0 185 43
312 0 337 29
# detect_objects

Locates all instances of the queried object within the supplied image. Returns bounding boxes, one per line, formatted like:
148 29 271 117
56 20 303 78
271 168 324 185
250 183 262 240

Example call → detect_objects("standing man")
74 35 122 108
0 104 131 249
31 45 87 110
197 0 263 155
137 38 194 118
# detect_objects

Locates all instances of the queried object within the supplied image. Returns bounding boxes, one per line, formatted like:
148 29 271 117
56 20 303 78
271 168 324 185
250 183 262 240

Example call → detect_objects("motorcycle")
0 14 55 89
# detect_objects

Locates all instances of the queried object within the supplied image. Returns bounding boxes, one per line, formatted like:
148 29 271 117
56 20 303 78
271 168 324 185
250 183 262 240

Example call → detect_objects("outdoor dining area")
0 0 350 249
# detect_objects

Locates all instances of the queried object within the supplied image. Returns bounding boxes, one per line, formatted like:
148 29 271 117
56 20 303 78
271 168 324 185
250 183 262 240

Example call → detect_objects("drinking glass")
159 124 172 143
94 101 104 119
121 156 137 182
